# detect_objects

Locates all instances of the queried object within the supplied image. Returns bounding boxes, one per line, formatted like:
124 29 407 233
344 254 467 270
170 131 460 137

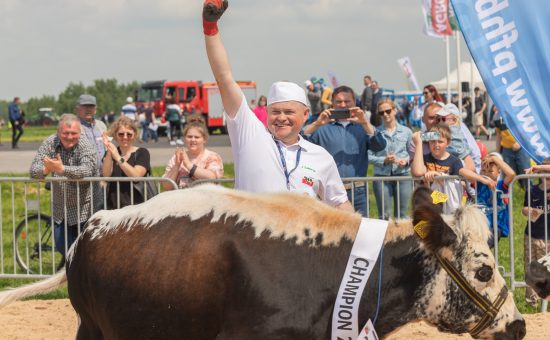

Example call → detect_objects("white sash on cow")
332 218 388 340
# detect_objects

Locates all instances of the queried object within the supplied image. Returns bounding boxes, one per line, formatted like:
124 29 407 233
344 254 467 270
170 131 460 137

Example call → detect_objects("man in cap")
76 94 107 172
203 0 352 210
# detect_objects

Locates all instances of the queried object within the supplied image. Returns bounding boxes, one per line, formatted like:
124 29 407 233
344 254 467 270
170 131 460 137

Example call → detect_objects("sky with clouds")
1 0 473 101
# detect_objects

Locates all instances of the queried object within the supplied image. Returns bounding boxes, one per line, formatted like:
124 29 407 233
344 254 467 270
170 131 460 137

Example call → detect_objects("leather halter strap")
414 221 509 337
434 252 509 337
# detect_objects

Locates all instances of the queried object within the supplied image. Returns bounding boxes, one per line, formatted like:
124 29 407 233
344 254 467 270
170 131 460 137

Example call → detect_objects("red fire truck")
135 80 257 133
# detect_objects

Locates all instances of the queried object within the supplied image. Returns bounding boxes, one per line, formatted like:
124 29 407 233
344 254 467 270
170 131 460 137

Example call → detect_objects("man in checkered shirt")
30 114 101 257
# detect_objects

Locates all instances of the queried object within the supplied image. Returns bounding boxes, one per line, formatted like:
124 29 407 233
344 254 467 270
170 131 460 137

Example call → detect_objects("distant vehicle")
135 80 257 134
36 108 57 127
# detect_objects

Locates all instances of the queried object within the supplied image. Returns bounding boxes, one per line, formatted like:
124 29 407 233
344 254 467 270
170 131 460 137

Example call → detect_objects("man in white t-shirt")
202 0 351 211
121 97 137 121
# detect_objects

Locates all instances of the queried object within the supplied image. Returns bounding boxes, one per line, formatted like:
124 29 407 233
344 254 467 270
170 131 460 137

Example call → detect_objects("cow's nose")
506 319 526 340
528 260 547 278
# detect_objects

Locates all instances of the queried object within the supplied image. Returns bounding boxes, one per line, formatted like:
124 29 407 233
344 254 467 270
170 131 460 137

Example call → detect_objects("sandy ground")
0 299 548 339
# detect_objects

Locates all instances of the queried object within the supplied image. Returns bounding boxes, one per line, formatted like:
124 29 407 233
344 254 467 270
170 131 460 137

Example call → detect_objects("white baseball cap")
126 96 134 103
267 81 309 107
437 103 460 117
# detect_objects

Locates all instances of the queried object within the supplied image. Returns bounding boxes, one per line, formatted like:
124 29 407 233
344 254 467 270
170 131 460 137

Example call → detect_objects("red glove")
203 0 228 36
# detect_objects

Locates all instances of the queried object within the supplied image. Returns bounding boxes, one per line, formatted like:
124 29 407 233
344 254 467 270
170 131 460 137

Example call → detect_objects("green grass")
0 169 544 313
0 126 58 143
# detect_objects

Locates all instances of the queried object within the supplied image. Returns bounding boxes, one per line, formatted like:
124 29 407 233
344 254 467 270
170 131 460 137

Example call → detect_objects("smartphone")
421 131 441 142
330 108 351 120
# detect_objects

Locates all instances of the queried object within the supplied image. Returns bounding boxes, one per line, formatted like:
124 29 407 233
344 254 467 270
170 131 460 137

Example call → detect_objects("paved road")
0 135 233 174
0 134 497 174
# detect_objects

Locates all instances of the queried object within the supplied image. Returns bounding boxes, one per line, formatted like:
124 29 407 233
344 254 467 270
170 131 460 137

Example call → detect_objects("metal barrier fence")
0 177 177 279
2 174 550 311
507 174 550 312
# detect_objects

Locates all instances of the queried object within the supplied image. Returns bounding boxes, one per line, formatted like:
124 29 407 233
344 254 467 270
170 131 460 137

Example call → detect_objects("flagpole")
446 36 451 103
456 31 462 113
470 55 475 127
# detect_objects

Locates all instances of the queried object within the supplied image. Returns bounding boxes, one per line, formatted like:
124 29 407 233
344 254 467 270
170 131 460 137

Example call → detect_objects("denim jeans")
54 222 85 257
502 147 532 189
347 186 368 217
373 178 413 220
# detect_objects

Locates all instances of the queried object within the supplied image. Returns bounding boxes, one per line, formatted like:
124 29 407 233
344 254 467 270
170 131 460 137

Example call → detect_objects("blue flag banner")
451 0 550 163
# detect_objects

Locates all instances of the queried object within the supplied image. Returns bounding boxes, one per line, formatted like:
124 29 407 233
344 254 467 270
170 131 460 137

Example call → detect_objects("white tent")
431 61 485 91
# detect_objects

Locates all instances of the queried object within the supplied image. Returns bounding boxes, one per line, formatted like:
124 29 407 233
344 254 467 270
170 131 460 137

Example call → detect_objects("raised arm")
203 0 242 118
411 132 427 177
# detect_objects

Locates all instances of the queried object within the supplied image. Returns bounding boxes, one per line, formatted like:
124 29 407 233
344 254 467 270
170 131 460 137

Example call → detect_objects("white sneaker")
176 139 184 146
169 141 176 146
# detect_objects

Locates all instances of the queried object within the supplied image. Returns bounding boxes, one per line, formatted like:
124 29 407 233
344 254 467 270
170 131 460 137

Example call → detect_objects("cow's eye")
475 265 493 282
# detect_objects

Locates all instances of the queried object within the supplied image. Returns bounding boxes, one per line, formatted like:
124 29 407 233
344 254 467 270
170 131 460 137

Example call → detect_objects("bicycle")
14 213 65 274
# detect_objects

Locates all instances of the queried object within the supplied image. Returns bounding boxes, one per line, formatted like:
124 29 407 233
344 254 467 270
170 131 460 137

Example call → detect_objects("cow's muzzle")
493 319 526 340
526 260 550 299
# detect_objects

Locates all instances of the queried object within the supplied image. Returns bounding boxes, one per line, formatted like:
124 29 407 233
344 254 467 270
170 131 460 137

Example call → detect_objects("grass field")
0 126 57 143
0 168 544 313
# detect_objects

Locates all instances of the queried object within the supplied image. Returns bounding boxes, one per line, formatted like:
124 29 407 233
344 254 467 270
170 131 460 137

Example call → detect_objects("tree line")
1 79 140 124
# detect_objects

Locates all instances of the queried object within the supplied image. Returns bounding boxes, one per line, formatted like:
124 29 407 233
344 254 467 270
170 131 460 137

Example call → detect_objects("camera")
421 132 441 142
330 108 351 120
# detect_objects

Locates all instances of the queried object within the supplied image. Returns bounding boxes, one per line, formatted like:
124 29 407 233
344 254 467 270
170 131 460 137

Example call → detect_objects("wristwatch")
118 157 126 164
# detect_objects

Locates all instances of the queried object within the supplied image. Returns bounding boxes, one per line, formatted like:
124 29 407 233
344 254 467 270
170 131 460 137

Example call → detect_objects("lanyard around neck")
275 140 302 190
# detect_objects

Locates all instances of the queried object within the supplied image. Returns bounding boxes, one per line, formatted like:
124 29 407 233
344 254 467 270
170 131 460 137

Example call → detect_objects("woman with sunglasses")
422 84 444 104
102 116 152 209
368 98 413 220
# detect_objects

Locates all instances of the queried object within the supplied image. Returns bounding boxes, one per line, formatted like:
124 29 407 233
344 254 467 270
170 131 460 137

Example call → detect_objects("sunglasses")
117 132 134 138
437 116 455 123
378 108 393 115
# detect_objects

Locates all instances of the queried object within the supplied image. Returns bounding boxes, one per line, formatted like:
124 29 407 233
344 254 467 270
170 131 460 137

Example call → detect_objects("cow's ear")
411 186 443 214
412 202 457 252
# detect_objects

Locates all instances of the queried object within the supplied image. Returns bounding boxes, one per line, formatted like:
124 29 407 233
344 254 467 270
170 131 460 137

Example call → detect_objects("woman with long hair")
422 84 444 104
252 95 267 126
162 115 224 189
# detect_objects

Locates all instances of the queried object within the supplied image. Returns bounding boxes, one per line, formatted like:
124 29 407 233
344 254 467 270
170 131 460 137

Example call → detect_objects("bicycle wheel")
14 214 64 274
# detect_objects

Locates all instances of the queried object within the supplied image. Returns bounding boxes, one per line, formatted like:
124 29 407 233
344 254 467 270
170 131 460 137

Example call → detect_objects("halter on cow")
0 185 525 339
414 220 509 337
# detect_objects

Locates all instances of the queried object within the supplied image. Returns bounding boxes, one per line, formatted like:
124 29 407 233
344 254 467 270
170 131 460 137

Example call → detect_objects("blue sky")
0 0 472 100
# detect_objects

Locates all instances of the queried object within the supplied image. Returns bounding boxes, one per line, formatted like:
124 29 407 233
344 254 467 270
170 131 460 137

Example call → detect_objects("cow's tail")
0 269 67 308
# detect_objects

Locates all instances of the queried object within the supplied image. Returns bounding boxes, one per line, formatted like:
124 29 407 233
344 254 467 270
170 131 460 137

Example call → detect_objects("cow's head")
411 187 525 339
526 253 550 300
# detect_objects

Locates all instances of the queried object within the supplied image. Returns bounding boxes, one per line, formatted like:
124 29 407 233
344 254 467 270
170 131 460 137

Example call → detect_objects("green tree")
57 82 87 114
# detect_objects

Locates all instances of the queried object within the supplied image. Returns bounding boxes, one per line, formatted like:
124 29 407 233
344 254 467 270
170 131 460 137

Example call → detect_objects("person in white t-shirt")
121 97 137 121
202 0 351 211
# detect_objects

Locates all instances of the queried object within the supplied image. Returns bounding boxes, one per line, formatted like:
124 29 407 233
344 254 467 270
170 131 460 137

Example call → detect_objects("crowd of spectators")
19 0 549 307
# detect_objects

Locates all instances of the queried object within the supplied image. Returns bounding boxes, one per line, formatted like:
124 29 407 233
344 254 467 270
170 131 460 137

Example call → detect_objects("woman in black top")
102 116 151 209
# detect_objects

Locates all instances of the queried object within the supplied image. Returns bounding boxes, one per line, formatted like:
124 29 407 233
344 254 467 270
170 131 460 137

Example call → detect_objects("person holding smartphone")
368 98 413 220
303 86 386 216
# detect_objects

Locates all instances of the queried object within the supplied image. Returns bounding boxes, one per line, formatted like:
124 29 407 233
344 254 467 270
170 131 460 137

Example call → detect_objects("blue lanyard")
275 141 302 190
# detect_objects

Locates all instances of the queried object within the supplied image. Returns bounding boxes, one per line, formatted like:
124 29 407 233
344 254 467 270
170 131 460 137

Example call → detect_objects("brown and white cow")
526 253 550 300
0 185 525 339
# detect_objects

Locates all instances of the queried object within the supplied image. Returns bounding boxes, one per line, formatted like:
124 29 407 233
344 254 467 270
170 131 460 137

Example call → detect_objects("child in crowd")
411 124 495 214
522 156 550 306
435 103 476 173
477 152 516 247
